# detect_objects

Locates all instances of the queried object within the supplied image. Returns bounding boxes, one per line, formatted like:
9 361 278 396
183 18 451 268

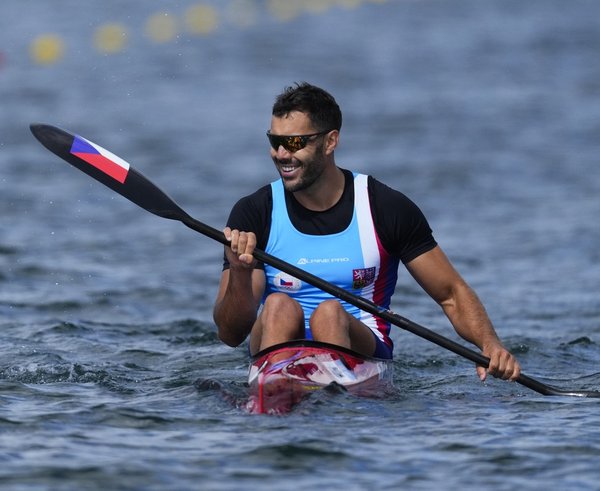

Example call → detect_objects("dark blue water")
2 1 600 489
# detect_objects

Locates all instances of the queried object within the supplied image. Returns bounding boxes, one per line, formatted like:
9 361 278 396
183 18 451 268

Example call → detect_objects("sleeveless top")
262 173 399 348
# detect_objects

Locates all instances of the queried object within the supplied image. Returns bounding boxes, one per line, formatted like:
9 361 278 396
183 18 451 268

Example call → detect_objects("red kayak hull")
246 340 394 414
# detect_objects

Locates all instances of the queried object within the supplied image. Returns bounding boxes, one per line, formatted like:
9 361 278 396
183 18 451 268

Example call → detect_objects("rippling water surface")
2 1 600 489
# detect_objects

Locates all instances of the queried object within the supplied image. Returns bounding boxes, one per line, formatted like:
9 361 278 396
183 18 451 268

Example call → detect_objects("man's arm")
405 245 521 381
213 228 265 347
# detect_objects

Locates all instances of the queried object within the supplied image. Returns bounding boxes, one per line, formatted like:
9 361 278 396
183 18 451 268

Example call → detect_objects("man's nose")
275 145 292 158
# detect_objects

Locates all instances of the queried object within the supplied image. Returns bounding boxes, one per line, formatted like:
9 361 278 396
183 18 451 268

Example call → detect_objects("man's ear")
324 130 339 155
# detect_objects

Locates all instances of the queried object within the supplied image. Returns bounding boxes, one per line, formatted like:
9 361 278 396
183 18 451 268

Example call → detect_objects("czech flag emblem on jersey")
274 272 302 292
70 135 130 184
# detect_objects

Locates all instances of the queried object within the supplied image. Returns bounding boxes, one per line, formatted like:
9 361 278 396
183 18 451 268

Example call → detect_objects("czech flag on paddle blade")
70 135 130 184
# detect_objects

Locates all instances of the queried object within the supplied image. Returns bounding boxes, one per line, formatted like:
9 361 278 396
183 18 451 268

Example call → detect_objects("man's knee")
252 294 305 352
310 300 345 324
309 300 350 341
263 293 304 319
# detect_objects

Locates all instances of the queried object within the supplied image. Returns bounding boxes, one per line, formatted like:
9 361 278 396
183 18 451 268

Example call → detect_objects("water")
2 0 600 489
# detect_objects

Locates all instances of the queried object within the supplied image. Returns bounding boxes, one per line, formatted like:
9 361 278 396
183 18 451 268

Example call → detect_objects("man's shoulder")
227 184 273 243
366 175 418 209
241 183 272 201
232 183 272 210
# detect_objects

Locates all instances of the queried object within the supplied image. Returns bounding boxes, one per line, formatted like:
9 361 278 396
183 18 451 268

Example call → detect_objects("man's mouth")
276 160 300 176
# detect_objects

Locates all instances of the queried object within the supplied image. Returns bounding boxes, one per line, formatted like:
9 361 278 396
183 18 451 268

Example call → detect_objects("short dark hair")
272 82 342 131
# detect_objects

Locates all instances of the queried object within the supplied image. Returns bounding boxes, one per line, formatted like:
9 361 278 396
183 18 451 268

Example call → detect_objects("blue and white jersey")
263 173 399 348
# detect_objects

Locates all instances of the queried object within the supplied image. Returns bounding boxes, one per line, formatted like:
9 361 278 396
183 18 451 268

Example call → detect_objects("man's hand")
477 342 521 381
224 227 257 269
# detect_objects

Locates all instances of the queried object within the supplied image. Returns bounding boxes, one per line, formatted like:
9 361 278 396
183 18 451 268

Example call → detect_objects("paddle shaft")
30 123 600 398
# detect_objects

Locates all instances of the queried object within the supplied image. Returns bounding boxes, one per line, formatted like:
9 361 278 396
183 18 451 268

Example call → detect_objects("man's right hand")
223 227 258 269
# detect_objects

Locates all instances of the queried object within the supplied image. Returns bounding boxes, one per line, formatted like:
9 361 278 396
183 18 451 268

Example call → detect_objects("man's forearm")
213 269 259 347
440 282 502 350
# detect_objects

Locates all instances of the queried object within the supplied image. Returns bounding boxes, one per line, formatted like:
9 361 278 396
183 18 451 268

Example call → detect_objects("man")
213 82 520 382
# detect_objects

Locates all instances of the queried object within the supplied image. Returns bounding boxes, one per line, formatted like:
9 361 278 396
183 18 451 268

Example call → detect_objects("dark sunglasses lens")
267 134 307 152
267 134 282 150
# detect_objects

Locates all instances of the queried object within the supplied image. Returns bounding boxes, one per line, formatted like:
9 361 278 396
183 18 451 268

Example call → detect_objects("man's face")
268 111 327 193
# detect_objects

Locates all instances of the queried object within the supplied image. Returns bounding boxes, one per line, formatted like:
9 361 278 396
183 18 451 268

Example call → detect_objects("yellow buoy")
185 4 219 35
30 34 65 65
266 0 302 22
94 23 128 54
145 12 178 44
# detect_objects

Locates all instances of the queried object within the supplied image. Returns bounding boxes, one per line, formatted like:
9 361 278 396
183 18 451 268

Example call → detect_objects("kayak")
246 340 394 414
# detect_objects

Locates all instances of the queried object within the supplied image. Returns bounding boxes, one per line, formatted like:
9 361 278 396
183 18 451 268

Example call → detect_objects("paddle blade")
30 123 189 221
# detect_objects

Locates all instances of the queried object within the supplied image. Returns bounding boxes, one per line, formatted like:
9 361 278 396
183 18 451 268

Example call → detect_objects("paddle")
30 123 600 398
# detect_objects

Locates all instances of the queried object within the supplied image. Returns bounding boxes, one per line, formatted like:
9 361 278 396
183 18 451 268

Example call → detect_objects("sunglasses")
266 130 332 152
